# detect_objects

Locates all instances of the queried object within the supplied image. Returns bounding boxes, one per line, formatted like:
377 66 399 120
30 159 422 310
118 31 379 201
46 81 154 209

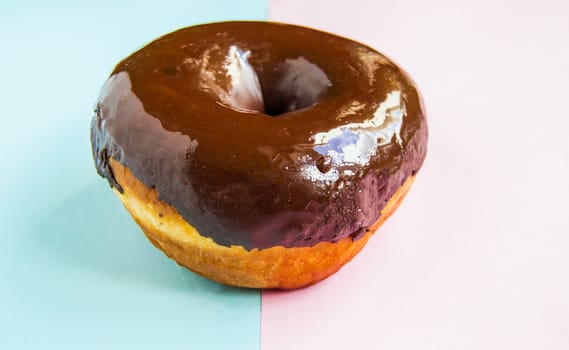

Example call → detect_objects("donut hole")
220 47 332 116
259 57 332 116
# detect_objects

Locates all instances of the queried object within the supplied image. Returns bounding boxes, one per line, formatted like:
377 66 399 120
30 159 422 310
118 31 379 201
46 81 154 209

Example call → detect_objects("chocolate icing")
91 21 428 250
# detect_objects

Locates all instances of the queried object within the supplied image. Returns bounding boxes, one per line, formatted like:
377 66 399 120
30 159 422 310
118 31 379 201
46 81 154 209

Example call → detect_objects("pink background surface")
263 0 569 349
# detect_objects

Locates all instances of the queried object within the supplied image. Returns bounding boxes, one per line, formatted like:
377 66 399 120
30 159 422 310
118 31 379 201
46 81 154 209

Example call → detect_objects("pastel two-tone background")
1 0 568 349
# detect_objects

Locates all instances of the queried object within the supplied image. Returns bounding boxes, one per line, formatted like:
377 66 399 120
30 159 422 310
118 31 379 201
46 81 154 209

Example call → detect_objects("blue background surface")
0 1 267 348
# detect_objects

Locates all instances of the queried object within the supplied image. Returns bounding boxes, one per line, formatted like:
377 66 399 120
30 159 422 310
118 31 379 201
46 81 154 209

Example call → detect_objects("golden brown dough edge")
109 159 415 289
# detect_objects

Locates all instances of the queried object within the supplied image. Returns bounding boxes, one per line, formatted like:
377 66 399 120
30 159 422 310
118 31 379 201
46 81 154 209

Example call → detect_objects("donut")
90 21 428 289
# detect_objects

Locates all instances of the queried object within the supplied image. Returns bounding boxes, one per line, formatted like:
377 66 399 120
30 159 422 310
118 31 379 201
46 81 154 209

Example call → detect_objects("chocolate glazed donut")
91 21 428 288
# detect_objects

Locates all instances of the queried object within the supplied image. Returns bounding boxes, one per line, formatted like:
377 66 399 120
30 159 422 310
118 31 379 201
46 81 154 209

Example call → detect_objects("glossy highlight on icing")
90 21 428 250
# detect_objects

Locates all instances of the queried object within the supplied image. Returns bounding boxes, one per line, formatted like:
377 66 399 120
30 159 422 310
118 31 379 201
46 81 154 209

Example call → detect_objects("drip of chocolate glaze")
90 21 428 250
